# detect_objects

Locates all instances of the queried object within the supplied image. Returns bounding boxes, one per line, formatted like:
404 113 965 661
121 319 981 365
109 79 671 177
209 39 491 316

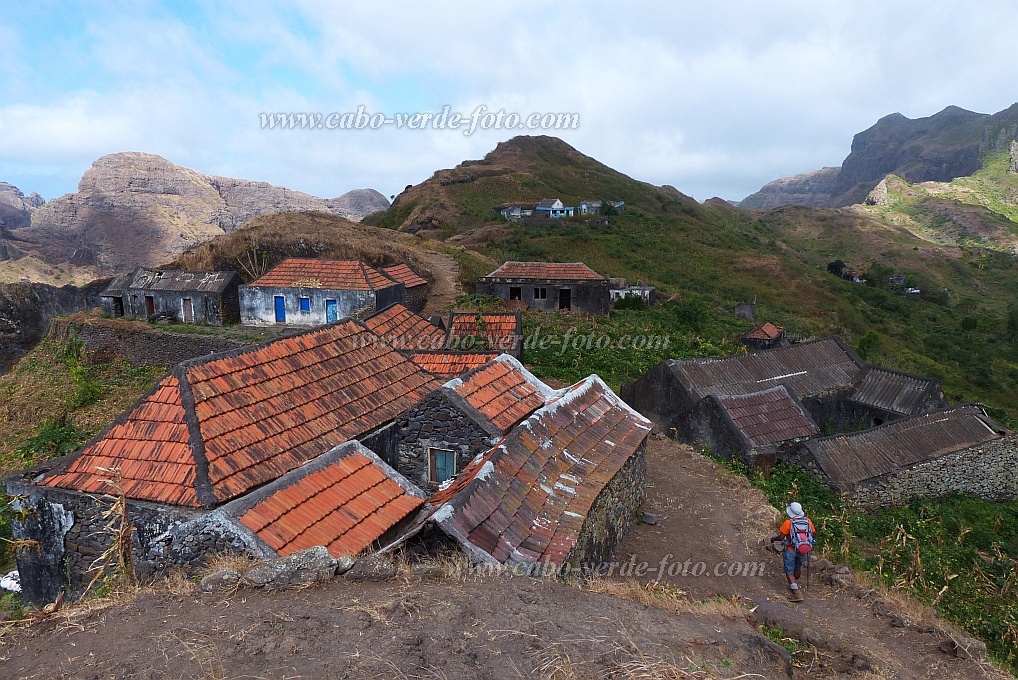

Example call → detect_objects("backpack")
789 517 815 554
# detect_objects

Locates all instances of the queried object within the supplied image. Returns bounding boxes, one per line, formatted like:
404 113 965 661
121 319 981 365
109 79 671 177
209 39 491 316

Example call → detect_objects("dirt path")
415 245 462 317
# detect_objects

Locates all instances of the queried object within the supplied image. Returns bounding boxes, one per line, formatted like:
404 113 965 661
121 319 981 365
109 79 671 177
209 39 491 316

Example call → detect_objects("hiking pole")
806 551 811 595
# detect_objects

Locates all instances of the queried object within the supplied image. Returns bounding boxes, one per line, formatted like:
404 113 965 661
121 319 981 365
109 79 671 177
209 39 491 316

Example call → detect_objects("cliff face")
1 153 389 279
738 167 841 210
0 181 45 231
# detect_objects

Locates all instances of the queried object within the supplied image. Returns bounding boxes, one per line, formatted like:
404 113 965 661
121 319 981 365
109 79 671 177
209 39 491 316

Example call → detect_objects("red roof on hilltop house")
237 444 424 558
408 351 500 378
382 264 428 289
743 322 784 341
447 312 521 354
451 356 547 434
246 258 398 291
363 303 447 351
483 262 606 281
428 375 651 566
42 321 442 507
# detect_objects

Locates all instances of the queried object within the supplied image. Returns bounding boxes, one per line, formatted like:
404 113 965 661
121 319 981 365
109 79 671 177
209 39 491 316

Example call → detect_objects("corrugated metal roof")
670 337 864 401
802 405 1004 488
849 366 942 417
717 386 818 448
102 268 237 295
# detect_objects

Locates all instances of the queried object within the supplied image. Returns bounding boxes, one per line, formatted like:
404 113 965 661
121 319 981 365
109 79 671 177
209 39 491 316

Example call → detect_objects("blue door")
326 299 338 323
431 448 456 484
273 296 286 323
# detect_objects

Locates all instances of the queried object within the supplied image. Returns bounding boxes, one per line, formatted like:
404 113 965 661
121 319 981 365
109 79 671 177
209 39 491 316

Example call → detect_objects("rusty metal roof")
427 375 651 568
848 365 943 417
801 405 1005 488
716 386 818 448
669 337 864 401
102 268 238 295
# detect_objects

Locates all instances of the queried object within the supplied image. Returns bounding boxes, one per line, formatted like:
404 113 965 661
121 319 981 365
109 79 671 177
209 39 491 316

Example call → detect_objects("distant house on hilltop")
239 258 405 326
475 261 610 315
534 198 574 219
100 268 241 325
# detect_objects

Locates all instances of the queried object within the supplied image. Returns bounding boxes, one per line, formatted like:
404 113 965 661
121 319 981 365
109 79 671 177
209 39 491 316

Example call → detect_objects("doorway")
274 295 286 323
326 299 338 323
144 296 155 317
182 298 194 323
558 288 571 310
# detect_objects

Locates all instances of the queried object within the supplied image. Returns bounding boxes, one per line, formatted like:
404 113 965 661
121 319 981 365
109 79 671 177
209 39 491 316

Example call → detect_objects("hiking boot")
788 588 804 602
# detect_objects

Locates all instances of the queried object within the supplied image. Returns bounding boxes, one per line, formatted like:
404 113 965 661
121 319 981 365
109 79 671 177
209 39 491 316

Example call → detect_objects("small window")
534 287 547 300
299 297 311 312
509 286 522 300
428 448 457 484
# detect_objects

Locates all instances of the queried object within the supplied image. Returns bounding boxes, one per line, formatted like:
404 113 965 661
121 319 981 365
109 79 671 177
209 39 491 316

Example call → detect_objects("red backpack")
790 517 815 554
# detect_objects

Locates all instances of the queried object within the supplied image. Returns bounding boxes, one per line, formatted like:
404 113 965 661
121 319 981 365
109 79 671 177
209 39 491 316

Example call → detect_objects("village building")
405 351 501 379
608 279 657 306
844 365 947 427
741 322 787 351
238 258 405 326
386 373 652 572
534 198 575 218
4 321 441 605
495 203 536 222
446 311 523 358
784 405 1016 510
475 261 611 316
99 268 241 325
381 264 430 313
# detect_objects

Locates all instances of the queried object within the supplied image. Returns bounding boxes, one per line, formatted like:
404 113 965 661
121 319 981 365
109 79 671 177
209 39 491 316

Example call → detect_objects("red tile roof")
247 258 397 291
408 352 500 378
716 386 818 448
363 304 447 351
430 375 651 567
43 322 442 507
743 322 784 341
452 356 547 434
237 447 424 558
483 262 605 281
447 312 521 354
382 264 428 289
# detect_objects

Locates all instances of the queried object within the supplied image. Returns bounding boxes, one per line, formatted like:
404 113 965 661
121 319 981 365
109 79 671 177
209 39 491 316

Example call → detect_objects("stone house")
535 198 574 218
784 405 1016 510
495 203 535 221
741 322 787 350
844 365 947 427
679 385 819 470
392 355 553 489
381 264 430 313
4 321 441 605
475 261 610 316
385 374 652 573
99 268 241 325
239 258 405 326
609 279 657 306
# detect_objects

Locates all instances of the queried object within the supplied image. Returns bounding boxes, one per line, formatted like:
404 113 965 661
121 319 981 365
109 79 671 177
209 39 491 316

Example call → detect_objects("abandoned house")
4 320 441 605
845 365 947 427
495 203 536 221
238 258 405 326
679 385 819 470
609 282 657 307
475 261 611 316
741 322 787 350
386 373 652 572
534 198 575 218
99 268 241 325
381 264 430 313
784 405 1016 509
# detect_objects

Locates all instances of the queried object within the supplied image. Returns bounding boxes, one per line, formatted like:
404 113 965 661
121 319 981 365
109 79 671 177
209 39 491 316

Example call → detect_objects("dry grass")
852 571 949 633
200 551 260 576
577 577 747 620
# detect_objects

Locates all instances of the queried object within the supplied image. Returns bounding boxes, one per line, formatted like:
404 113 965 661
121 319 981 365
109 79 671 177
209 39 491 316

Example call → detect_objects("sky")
1 1 1015 204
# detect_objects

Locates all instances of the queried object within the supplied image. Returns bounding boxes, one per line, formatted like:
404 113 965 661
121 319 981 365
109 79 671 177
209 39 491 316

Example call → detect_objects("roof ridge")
173 365 218 507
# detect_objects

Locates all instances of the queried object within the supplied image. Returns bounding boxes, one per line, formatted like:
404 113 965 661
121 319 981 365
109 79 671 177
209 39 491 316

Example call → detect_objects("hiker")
767 501 816 601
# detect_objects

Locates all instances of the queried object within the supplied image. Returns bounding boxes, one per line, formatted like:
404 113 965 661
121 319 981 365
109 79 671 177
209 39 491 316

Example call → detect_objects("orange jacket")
779 517 816 551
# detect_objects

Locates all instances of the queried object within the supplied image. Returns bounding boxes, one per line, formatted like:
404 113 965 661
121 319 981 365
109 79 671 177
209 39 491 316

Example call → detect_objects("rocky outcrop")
863 177 889 206
1010 140 1018 174
739 167 841 209
4 153 388 277
0 181 44 231
325 188 391 221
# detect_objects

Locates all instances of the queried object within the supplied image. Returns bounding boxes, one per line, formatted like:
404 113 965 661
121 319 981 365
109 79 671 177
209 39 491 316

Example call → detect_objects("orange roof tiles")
484 262 605 281
42 321 443 507
744 322 784 341
237 448 424 558
247 258 397 291
447 312 521 354
408 352 500 378
452 357 546 434
363 304 447 351
429 375 651 567
382 264 428 289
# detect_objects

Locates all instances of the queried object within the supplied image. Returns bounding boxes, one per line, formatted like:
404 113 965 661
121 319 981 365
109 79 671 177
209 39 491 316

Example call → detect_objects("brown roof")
429 375 651 567
236 443 424 559
849 366 943 417
447 312 521 354
743 322 784 341
363 304 447 351
802 405 1005 488
716 386 818 448
381 264 428 289
408 352 500 378
247 258 398 291
450 356 547 434
42 322 442 507
669 337 864 402
483 262 605 281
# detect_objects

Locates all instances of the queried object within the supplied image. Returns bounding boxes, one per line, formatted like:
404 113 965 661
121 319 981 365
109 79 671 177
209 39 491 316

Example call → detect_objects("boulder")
939 637 987 661
200 568 241 593
241 546 338 589
344 554 397 581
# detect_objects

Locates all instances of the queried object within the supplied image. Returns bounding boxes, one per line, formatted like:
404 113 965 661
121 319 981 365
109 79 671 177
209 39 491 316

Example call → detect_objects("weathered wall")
102 277 241 325
49 317 247 367
394 391 494 489
404 284 429 314
238 284 404 326
565 443 647 573
475 279 610 316
679 396 746 460
620 361 694 435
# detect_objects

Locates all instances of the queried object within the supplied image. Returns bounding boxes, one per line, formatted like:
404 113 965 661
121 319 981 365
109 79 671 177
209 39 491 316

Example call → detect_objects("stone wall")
404 284 429 314
846 435 1018 511
565 443 647 573
393 391 494 489
49 317 247 367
